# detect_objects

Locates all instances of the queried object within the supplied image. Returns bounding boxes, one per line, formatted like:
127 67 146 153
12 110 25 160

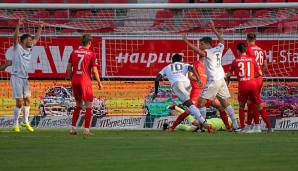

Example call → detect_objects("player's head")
172 54 183 63
81 34 92 48
236 43 246 55
20 34 33 48
199 36 212 49
246 32 256 44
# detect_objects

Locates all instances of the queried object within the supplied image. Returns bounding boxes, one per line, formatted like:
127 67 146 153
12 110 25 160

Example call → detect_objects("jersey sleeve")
215 43 225 53
5 47 13 60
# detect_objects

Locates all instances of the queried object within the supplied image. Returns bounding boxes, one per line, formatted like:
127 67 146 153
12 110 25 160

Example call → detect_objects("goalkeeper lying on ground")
164 105 232 132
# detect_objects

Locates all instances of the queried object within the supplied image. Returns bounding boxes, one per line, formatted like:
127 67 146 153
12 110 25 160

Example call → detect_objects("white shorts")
200 78 230 100
10 76 31 99
172 81 191 103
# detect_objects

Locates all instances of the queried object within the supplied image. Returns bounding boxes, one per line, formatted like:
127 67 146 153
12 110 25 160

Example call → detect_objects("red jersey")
247 44 266 69
231 54 260 83
69 47 97 84
190 60 207 88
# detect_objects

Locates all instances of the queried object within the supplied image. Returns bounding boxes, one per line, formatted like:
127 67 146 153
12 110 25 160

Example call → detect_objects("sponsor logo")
153 116 190 129
96 116 145 128
277 117 298 129
37 116 71 128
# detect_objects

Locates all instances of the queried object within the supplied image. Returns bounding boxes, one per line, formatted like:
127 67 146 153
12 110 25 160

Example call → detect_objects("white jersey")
9 44 32 79
159 62 190 85
204 43 225 81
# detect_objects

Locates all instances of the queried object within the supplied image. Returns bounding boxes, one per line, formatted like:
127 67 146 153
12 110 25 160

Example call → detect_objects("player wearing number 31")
67 34 103 136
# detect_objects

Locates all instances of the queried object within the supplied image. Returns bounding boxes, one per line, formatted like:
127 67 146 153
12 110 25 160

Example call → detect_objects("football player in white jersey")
0 19 43 132
152 54 213 133
183 21 240 131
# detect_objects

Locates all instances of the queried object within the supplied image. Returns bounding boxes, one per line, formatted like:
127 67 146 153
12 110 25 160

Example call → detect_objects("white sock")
188 105 205 124
199 107 207 119
226 105 239 129
84 128 90 132
23 106 30 124
13 107 22 126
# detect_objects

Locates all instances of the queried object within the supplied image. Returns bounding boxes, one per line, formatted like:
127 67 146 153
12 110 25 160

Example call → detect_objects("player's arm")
226 61 235 85
32 23 43 45
182 34 207 57
66 62 73 79
92 66 103 89
153 74 163 100
209 20 224 45
262 57 268 73
254 61 263 78
188 65 203 87
0 60 12 71
14 19 23 47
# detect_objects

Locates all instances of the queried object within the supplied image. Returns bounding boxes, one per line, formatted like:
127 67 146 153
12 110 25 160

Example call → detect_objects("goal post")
0 3 297 130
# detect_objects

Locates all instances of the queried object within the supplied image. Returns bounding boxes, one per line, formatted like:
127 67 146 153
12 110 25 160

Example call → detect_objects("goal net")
0 3 297 129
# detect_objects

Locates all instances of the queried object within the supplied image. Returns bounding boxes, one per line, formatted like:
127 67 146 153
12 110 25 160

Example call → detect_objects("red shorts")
72 83 93 102
238 82 261 105
190 88 213 107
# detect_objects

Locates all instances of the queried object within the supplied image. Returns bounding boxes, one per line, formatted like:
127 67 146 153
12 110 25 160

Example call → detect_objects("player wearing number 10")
67 34 103 136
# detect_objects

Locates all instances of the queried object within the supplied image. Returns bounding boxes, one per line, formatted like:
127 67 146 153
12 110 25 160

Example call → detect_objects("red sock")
219 111 230 129
84 108 92 128
247 103 254 125
171 111 189 129
239 108 245 129
72 106 81 127
260 108 272 128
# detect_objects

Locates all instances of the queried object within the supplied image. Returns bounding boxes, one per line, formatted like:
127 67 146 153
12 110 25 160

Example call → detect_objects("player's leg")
82 84 94 136
70 84 83 135
172 81 213 132
246 100 256 131
216 79 239 130
253 91 272 133
199 81 217 119
210 99 231 130
20 79 34 132
10 76 24 132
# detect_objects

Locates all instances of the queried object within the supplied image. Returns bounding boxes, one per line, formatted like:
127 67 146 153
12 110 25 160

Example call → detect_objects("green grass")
0 129 298 171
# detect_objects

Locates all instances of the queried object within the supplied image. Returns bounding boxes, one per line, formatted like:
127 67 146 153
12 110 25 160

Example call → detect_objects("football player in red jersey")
67 34 103 136
227 43 272 133
246 33 271 133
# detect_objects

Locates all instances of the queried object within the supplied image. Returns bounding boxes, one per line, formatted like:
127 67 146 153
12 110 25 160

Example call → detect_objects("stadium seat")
154 10 174 26
266 0 285 2
32 10 50 19
75 10 93 18
244 0 264 2
288 0 298 2
88 0 105 3
233 10 250 18
255 10 271 17
46 0 66 2
54 10 69 24
283 21 298 33
223 0 242 2
67 0 88 3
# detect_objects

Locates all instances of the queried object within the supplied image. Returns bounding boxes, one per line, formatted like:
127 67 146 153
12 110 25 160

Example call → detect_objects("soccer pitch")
0 129 298 171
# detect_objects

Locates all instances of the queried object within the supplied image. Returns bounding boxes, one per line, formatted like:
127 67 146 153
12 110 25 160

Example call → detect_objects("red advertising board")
0 36 297 78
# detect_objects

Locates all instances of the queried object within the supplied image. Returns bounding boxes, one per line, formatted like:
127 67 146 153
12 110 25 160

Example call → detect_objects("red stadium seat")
266 0 285 2
88 0 105 3
244 0 264 2
46 0 66 2
233 10 250 18
53 10 69 24
75 10 93 18
283 21 298 33
223 0 242 2
67 0 87 3
255 10 271 17
288 0 298 2
32 10 50 19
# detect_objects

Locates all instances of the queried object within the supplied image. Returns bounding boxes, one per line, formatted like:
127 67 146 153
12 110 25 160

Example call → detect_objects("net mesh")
0 6 297 123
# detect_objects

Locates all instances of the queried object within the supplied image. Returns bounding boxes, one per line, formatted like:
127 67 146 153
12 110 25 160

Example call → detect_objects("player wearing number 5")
67 34 103 136
183 21 240 131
